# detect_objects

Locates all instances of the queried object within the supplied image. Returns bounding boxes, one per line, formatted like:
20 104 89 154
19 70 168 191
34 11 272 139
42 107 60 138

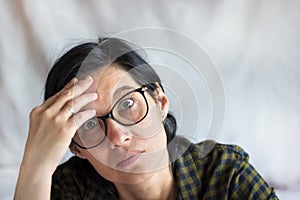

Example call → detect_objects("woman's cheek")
130 106 164 138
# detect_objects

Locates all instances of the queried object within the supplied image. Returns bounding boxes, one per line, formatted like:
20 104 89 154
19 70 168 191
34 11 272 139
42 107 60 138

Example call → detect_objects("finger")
68 109 96 131
46 76 94 112
43 77 78 108
61 92 98 119
64 77 79 90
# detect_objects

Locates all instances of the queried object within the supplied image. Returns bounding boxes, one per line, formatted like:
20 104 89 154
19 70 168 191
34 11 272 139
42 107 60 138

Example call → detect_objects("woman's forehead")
82 65 140 113
86 64 139 93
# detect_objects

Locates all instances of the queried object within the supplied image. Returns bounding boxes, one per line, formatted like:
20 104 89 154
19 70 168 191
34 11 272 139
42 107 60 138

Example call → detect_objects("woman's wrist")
20 159 54 178
14 162 53 200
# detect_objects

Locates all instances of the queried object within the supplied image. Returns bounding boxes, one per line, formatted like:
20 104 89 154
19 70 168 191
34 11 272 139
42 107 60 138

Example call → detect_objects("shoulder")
200 142 279 199
51 157 117 199
173 140 253 198
188 141 251 175
173 139 254 183
170 136 249 164
52 156 88 182
51 157 89 199
174 139 251 177
191 140 249 163
176 140 279 199
175 139 250 169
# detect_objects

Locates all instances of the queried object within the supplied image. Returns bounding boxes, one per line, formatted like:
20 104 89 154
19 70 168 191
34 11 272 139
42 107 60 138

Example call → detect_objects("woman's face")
71 64 170 184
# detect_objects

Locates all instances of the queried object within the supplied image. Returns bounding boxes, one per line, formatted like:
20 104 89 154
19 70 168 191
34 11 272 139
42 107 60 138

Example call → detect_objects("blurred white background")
0 0 300 199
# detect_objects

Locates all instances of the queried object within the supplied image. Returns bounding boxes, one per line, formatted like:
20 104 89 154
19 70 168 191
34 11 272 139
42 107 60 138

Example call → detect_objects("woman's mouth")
116 152 143 168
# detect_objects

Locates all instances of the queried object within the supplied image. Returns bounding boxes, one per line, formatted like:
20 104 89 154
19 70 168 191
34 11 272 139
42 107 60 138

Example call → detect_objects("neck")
115 165 176 200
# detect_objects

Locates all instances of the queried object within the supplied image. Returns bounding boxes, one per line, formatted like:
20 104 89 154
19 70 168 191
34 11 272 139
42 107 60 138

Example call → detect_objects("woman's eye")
82 118 98 130
119 99 134 111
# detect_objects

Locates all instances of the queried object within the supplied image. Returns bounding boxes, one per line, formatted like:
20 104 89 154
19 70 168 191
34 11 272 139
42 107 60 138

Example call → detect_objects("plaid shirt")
51 140 279 199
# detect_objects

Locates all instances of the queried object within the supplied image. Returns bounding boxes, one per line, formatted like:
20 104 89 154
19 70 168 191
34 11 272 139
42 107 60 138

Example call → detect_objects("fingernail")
93 93 98 99
83 76 92 82
66 77 78 88
71 77 78 83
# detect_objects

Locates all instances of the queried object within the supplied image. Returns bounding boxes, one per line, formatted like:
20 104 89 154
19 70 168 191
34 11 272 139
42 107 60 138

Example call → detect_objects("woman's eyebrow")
113 86 135 99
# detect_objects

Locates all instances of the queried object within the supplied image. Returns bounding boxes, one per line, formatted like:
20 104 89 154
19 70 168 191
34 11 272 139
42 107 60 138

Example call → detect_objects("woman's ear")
69 142 86 159
154 82 169 120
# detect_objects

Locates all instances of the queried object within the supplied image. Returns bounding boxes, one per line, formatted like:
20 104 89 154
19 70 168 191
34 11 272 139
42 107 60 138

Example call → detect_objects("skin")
14 75 97 200
14 64 175 200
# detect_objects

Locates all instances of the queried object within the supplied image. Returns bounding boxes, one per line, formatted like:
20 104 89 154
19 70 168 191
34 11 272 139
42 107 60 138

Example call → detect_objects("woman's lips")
116 151 143 168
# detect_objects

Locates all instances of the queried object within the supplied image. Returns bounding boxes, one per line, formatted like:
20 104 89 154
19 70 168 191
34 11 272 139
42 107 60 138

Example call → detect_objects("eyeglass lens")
75 88 148 148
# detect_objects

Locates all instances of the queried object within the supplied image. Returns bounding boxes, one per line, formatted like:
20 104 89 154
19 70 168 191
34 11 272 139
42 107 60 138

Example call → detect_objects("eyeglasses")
73 86 149 149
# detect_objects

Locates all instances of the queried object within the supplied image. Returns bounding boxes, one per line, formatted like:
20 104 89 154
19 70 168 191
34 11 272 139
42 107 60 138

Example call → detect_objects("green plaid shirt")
51 140 279 199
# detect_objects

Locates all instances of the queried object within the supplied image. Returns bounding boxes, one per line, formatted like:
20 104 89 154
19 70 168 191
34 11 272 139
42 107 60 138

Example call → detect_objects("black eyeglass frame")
72 86 149 149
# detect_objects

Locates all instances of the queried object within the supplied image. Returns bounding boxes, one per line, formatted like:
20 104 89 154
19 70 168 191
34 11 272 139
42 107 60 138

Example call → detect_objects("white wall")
0 0 299 199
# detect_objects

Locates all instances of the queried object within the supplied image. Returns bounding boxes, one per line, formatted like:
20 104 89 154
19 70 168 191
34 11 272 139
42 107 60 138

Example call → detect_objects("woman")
14 37 278 199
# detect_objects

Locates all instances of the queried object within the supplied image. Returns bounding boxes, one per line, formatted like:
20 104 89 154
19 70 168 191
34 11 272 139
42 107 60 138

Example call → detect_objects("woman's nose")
106 119 132 148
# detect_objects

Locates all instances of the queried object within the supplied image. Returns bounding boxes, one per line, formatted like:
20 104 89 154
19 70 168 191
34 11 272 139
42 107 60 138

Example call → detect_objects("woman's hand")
14 76 97 200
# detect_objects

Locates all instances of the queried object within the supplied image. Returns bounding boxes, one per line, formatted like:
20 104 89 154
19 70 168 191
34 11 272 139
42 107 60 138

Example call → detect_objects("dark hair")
45 37 176 143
